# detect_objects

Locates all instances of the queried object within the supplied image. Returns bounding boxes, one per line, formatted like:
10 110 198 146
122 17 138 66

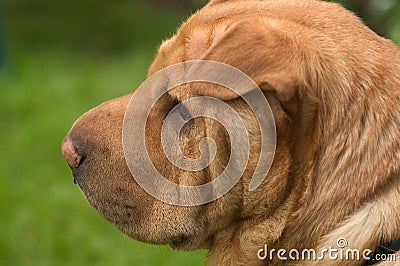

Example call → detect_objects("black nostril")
61 136 83 168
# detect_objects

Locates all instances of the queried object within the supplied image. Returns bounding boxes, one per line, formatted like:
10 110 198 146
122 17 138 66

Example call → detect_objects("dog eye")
163 102 196 137
175 103 192 122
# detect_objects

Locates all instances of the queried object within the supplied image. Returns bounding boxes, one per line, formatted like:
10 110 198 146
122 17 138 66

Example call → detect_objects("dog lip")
71 156 87 185
71 170 80 185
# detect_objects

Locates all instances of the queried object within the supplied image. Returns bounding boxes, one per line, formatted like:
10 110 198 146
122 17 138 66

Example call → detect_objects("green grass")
0 1 207 265
0 0 206 266
0 50 207 266
1 1 400 265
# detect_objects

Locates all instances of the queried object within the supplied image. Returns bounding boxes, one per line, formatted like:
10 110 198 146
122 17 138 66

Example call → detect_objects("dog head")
62 0 400 256
60 1 303 250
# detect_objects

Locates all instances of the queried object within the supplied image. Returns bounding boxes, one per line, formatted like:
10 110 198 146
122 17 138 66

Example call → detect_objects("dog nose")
61 136 83 168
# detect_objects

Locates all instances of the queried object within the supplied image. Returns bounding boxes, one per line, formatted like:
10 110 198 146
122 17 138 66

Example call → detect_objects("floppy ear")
192 19 310 116
193 19 320 149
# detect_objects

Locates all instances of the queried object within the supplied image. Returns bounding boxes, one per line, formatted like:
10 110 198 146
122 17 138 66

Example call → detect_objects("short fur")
63 0 400 265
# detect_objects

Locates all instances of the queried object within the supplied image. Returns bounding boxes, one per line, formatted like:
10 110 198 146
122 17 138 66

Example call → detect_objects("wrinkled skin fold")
62 0 400 265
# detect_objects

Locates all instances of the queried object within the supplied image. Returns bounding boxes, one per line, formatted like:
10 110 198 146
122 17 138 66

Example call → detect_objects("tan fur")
63 0 400 265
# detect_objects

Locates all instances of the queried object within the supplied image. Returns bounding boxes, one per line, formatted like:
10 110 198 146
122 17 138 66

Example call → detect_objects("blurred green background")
0 0 399 265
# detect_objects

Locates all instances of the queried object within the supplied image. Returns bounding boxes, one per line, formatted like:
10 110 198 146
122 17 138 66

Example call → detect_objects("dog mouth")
71 157 86 183
70 156 89 186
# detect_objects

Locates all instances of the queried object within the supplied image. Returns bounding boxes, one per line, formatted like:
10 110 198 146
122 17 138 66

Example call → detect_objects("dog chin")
112 222 207 251
169 234 210 251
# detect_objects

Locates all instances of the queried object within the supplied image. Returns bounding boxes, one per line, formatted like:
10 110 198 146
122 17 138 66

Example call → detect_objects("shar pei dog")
62 0 400 265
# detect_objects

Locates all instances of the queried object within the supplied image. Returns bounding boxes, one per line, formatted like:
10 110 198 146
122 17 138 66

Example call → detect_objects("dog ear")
192 18 321 151
192 19 310 116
